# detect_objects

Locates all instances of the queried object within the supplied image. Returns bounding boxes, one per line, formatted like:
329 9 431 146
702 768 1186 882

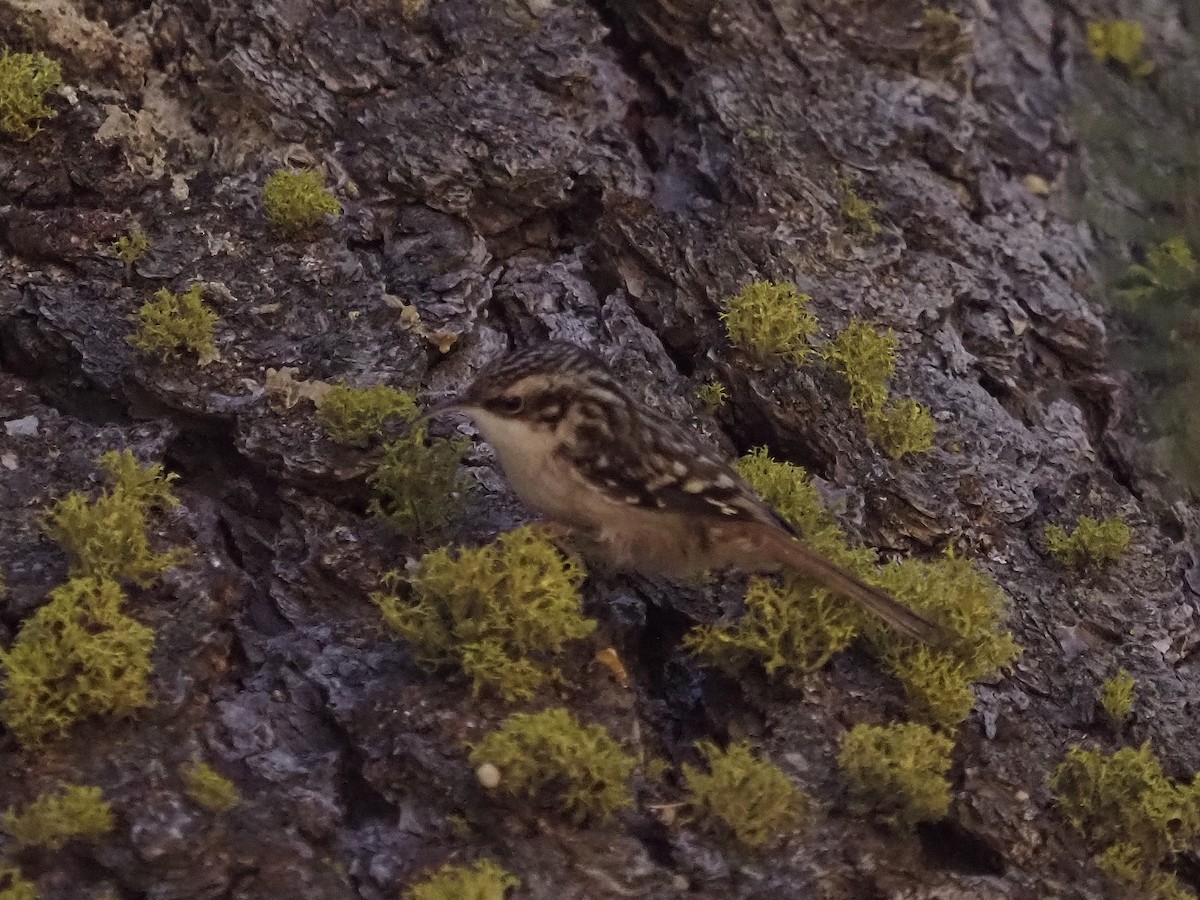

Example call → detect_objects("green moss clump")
1099 669 1136 725
0 577 154 745
0 865 36 900
1045 515 1131 568
733 448 877 571
823 320 897 413
112 229 150 267
1087 20 1153 77
920 8 972 69
837 175 881 238
720 281 819 365
869 553 1021 727
823 321 936 459
880 649 975 728
0 50 61 141
1139 872 1194 900
687 450 1017 726
864 397 937 459
1115 236 1197 307
403 860 517 900
3 784 113 849
1053 743 1200 897
1052 743 1200 864
838 722 954 828
685 575 861 676
684 450 874 676
373 527 594 700
695 380 727 414
263 169 341 235
317 384 419 447
128 283 219 364
183 762 240 813
682 741 807 847
469 707 636 822
403 859 515 900
400 0 426 21
99 449 181 510
922 9 964 41
1095 841 1143 884
1096 843 1196 900
42 450 188 586
367 427 470 537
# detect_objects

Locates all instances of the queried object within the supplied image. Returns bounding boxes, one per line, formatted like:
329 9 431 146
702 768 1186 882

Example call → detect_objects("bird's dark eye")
493 394 524 415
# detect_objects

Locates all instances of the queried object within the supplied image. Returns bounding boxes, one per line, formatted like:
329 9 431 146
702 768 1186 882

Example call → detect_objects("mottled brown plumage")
446 342 939 642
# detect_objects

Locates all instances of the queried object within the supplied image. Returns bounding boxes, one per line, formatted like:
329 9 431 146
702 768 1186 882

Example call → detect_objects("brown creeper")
437 342 938 642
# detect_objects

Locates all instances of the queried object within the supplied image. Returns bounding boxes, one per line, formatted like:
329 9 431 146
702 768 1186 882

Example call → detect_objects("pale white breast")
467 408 589 526
467 406 712 574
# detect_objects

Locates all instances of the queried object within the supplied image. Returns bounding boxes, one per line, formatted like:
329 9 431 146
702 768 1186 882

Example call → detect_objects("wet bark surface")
1 0 1197 897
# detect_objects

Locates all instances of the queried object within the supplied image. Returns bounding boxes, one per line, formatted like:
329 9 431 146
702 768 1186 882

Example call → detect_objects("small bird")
437 341 939 643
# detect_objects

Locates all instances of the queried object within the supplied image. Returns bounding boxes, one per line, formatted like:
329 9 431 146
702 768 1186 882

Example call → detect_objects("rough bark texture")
0 0 1197 898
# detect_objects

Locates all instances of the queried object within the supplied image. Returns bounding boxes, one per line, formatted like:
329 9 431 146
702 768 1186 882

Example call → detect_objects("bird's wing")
557 399 798 534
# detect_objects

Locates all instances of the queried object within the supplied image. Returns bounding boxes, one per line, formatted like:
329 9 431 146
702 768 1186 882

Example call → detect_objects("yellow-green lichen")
403 860 517 900
400 0 427 21
263 169 341 235
0 49 61 141
682 741 807 847
743 125 779 145
0 577 154 745
1097 843 1195 900
1099 669 1135 725
0 865 35 900
684 449 874 676
3 784 113 849
687 451 1017 725
695 380 728 414
1087 20 1153 77
1052 743 1200 895
42 450 187 586
823 320 897 413
128 283 219 364
864 397 937 459
1045 515 1131 568
1096 841 1144 884
720 281 818 365
367 426 470 537
823 320 936 459
317 383 419 447
99 448 182 510
1140 871 1194 900
685 575 862 676
1114 236 1197 308
112 229 150 267
733 448 877 571
469 707 635 822
837 174 881 238
880 648 976 729
838 722 954 828
923 8 962 34
921 8 972 69
183 762 240 813
869 552 1021 727
373 527 594 701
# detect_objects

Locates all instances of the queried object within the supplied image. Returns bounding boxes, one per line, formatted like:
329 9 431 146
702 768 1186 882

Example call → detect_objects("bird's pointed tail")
764 532 942 644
